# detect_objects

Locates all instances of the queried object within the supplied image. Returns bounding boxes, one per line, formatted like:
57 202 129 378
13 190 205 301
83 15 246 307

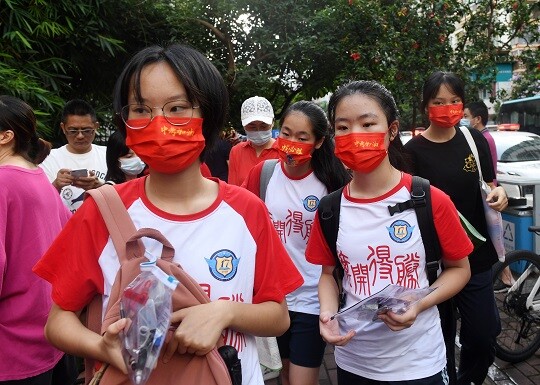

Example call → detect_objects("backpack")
316 175 441 309
84 185 240 385
259 159 279 201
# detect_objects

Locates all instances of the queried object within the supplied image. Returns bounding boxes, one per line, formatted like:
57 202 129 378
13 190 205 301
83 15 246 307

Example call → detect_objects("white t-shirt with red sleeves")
262 162 327 314
34 177 303 385
306 173 472 382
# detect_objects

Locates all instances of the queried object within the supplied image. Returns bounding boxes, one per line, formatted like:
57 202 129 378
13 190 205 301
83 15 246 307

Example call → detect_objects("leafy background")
1 0 538 144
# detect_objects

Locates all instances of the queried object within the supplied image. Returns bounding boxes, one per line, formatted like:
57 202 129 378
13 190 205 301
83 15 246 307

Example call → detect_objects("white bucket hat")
241 96 274 127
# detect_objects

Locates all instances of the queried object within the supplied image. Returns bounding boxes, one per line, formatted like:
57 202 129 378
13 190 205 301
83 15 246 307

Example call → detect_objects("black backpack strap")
388 176 441 285
411 176 441 285
259 159 279 201
317 187 345 308
318 187 343 260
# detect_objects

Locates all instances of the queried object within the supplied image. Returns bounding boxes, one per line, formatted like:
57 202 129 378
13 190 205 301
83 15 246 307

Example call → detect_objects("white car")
399 130 413 144
490 130 540 204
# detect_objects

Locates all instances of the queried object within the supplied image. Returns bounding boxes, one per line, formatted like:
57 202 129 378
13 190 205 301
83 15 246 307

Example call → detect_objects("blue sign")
496 63 513 82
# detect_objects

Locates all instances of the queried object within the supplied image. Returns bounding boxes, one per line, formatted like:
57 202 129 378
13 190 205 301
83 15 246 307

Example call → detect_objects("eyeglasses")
120 99 200 130
65 128 96 137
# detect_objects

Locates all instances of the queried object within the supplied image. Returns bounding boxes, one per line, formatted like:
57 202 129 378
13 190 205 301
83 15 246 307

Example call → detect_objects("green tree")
452 0 540 103
2 0 538 138
0 0 124 137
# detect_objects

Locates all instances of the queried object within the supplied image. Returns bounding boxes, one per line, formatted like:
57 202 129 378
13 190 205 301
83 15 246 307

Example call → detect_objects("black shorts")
276 310 326 368
337 366 449 385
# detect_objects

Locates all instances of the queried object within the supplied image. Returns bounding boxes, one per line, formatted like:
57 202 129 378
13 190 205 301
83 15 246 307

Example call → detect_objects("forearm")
318 268 340 315
417 258 471 313
217 299 290 337
45 304 106 362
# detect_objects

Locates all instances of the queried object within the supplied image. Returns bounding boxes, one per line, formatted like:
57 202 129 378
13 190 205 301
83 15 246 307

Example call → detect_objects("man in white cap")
228 96 279 185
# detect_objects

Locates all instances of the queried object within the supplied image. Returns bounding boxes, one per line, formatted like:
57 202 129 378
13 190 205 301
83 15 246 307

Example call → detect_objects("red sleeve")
305 213 336 266
222 184 303 303
33 197 109 311
228 145 242 186
241 161 264 196
200 162 212 178
430 185 474 260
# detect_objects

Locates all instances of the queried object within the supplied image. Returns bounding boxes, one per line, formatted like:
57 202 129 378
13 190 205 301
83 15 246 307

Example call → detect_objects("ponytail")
0 95 48 164
29 136 52 164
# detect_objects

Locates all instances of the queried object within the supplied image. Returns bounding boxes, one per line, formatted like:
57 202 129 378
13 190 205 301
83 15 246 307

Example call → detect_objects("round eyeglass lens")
121 100 195 129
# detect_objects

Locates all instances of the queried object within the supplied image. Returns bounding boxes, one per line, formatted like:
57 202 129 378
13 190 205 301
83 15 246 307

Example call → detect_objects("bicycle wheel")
492 250 540 363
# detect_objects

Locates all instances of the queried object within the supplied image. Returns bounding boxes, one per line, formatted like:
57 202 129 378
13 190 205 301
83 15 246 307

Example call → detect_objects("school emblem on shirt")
61 186 73 200
464 154 477 173
205 249 240 281
303 195 320 212
386 220 415 243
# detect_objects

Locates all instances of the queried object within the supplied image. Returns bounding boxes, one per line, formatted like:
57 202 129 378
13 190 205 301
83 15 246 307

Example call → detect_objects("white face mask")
119 155 146 176
246 129 272 146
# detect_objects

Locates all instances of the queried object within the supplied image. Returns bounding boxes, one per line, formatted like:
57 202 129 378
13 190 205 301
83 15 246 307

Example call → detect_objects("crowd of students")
0 42 507 385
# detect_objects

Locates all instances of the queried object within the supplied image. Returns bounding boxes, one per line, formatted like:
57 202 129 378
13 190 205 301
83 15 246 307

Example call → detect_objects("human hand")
99 318 129 374
319 311 355 346
486 186 508 212
376 302 420 331
162 301 229 362
53 169 75 191
72 170 103 190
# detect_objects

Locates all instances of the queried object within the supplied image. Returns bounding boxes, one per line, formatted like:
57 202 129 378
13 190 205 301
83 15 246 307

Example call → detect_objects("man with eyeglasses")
40 99 107 212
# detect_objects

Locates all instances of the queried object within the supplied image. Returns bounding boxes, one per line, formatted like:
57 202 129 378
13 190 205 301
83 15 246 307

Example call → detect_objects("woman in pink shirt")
0 96 71 385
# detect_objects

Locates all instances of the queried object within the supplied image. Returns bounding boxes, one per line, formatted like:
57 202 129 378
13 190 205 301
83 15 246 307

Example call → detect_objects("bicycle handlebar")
528 226 540 234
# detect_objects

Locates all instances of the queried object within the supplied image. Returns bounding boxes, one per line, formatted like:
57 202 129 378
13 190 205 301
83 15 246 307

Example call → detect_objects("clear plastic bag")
120 260 179 385
480 180 506 262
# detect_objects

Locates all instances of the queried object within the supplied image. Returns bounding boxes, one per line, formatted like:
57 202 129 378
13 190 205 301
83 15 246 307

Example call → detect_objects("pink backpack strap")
84 185 141 385
86 185 142 263
126 228 175 261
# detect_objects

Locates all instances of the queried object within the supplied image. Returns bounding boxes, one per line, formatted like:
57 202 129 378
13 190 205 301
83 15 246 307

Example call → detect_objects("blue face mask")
460 118 471 128
119 155 146 176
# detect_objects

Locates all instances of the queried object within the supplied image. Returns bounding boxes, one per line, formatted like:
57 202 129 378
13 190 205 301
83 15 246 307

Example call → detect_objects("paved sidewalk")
265 342 540 385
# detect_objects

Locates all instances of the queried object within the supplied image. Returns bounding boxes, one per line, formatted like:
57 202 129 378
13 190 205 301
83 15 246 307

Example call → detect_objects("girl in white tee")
306 80 472 385
243 101 350 385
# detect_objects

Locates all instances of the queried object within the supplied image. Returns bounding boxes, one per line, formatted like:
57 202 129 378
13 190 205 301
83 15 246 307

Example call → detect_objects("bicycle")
492 225 540 363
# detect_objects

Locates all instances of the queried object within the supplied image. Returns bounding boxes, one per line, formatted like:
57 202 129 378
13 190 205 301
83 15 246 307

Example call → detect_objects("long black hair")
0 95 51 164
280 101 351 192
327 80 411 173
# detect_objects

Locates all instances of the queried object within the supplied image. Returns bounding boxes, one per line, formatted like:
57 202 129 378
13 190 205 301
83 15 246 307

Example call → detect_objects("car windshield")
496 135 540 163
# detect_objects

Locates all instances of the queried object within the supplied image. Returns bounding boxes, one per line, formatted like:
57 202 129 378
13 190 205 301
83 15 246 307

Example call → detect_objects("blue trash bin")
502 206 534 274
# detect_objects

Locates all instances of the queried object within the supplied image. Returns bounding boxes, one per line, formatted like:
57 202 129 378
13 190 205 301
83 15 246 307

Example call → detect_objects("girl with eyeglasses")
34 43 303 385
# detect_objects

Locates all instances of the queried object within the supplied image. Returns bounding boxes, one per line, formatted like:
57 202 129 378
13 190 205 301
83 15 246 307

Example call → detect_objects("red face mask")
276 137 314 167
126 116 205 174
334 132 387 173
428 103 463 128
